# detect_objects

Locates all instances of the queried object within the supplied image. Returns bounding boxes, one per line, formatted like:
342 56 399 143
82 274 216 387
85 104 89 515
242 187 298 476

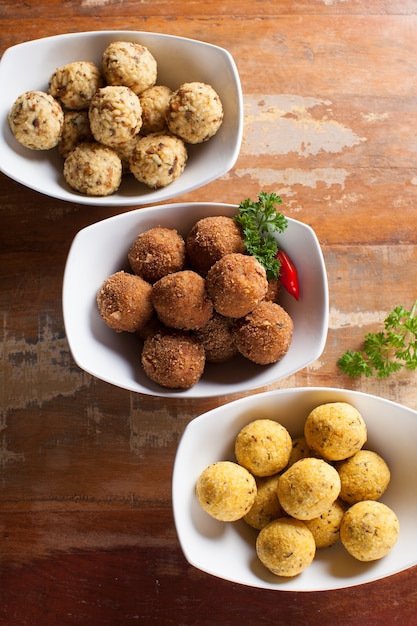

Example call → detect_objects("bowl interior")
62 202 328 398
0 30 243 205
172 387 417 590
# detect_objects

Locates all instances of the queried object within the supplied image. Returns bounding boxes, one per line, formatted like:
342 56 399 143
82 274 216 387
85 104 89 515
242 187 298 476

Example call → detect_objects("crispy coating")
232 301 293 365
186 216 245 275
89 85 142 147
277 458 341 520
235 418 292 477
340 500 400 561
196 461 257 522
49 61 103 110
151 270 213 330
128 227 186 283
205 253 268 318
256 518 316 577
63 142 122 196
167 81 223 144
129 133 187 188
304 402 367 461
8 90 64 150
97 270 153 333
141 330 205 388
58 110 94 157
304 499 347 548
244 474 283 530
265 278 282 304
194 312 237 363
102 41 157 95
139 85 172 134
335 450 391 505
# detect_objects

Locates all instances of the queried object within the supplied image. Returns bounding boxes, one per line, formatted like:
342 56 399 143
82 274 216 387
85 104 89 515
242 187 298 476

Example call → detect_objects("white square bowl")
0 31 243 205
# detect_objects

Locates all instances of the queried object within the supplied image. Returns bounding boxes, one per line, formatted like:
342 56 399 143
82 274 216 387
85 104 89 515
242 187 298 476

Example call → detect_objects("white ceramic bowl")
0 31 243 205
173 387 417 590
63 202 328 398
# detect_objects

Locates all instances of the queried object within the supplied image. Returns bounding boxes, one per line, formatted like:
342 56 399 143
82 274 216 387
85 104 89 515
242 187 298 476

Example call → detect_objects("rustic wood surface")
1 1 417 624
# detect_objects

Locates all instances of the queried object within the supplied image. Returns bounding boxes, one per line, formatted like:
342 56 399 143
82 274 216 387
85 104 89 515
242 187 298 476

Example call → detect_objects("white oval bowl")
62 202 328 398
173 387 417 590
0 31 243 205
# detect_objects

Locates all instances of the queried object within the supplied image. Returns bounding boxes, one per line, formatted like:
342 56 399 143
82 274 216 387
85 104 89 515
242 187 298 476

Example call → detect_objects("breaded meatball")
265 278 281 303
205 253 268 318
277 458 341 521
151 270 213 330
141 330 205 389
186 216 245 275
102 41 157 95
58 110 94 157
335 449 391 505
128 226 186 282
96 270 153 333
232 301 293 365
89 85 142 147
256 518 316 577
63 142 122 196
340 500 400 561
235 419 292 477
8 90 64 150
166 81 223 144
139 85 172 134
244 474 283 530
194 312 237 363
129 133 187 188
196 461 257 522
304 402 367 462
304 499 347 548
48 61 103 110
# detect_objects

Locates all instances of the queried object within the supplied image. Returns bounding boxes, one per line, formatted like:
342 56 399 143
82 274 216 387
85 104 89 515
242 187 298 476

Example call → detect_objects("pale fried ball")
58 110 94 157
304 499 347 548
340 500 400 561
89 85 142 147
8 90 64 150
96 271 153 333
49 61 103 110
128 227 186 283
167 81 223 144
235 419 292 477
335 449 391 505
101 41 157 95
304 402 367 461
244 474 283 530
205 253 268 318
286 435 315 469
277 458 341 520
139 85 172 134
129 133 187 188
196 461 257 522
256 518 316 577
186 216 245 276
63 142 122 196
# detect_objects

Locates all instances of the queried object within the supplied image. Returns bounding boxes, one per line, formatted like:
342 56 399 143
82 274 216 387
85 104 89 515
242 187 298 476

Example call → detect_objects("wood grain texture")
1 2 417 624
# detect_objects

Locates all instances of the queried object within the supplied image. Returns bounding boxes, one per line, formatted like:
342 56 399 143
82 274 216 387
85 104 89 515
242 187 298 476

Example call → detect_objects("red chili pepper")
275 249 300 301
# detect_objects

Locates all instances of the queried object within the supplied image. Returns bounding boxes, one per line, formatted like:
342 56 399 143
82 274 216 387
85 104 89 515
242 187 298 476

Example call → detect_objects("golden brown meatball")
205 253 268 318
151 270 213 330
256 518 316 577
186 216 245 275
235 419 292 477
141 330 205 389
96 271 153 333
128 227 186 283
194 312 237 363
232 301 293 365
335 449 391 505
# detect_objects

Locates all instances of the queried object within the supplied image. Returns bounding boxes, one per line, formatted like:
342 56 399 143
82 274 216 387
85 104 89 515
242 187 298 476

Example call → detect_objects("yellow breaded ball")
243 474 283 530
235 419 292 477
336 449 391 505
256 517 316 577
304 499 347 548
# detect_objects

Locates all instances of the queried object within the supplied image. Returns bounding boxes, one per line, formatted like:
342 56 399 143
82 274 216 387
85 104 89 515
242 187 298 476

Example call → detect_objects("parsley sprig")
338 301 417 378
234 191 288 279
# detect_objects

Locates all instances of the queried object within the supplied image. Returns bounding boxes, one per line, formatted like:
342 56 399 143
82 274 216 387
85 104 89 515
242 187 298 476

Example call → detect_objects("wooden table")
1 1 417 623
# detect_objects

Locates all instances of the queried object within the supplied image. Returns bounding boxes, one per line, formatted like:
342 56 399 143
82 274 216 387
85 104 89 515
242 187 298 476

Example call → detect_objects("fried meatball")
129 133 187 188
186 216 245 275
97 270 153 333
48 61 103 110
63 142 122 196
340 500 400 561
139 85 172 134
235 419 292 477
265 278 282 303
102 41 157 95
128 226 186 282
304 402 367 462
151 270 213 330
256 518 316 577
166 81 223 144
8 90 64 150
304 499 347 549
335 449 391 505
58 110 94 157
232 301 293 365
196 461 257 522
244 474 283 530
141 330 205 389
277 458 341 521
205 253 268 318
194 312 237 363
89 85 142 147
